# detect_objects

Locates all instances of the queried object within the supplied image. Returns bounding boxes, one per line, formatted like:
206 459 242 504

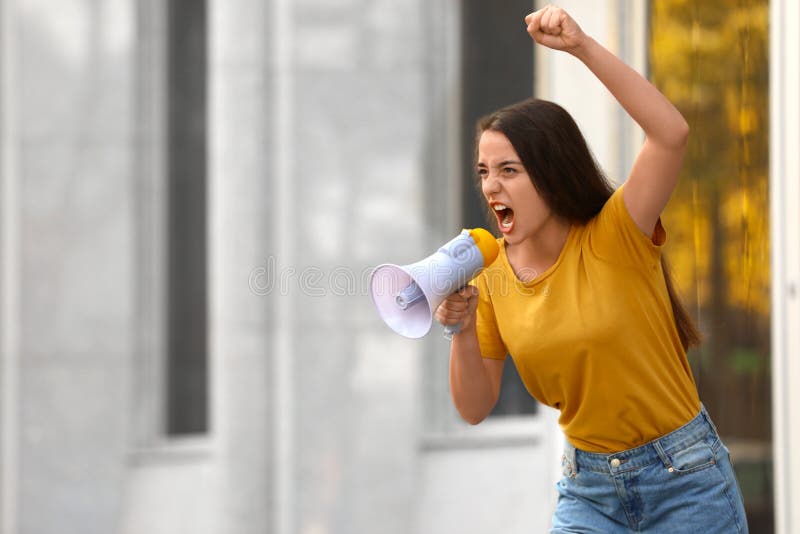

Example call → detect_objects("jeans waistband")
563 405 719 476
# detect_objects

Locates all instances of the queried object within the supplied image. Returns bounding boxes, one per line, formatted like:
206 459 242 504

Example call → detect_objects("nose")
482 171 501 196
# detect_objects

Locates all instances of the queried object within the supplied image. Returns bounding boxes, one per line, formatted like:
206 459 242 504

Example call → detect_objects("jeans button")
610 458 621 468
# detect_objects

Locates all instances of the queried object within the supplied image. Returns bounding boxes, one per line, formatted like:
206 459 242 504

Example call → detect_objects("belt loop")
700 404 720 437
653 440 672 469
564 440 578 476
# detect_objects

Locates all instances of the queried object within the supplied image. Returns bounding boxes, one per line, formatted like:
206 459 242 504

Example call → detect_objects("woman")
434 5 748 533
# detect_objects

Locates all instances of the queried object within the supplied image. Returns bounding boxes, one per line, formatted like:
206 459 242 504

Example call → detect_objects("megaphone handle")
443 323 461 341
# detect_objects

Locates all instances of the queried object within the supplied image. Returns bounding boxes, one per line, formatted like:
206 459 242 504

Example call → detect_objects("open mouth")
492 202 515 233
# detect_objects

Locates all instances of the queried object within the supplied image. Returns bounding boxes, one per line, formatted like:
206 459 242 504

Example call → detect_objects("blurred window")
165 0 208 435
461 0 537 418
649 1 772 530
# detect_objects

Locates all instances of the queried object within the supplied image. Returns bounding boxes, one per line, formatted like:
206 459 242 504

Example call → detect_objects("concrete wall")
16 1 135 533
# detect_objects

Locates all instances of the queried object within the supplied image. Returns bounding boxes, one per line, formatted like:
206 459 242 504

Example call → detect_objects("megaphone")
370 228 499 339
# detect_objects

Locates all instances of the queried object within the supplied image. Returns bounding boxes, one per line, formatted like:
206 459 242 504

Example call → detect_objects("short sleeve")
587 185 666 267
471 269 507 360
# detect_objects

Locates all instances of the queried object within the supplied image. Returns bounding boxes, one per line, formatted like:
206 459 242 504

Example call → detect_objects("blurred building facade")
0 1 797 534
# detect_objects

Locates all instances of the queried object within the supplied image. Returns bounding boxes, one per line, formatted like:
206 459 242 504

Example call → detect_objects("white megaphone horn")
370 228 499 339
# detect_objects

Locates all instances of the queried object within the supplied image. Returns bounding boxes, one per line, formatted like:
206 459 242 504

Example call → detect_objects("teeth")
501 212 512 229
493 203 508 211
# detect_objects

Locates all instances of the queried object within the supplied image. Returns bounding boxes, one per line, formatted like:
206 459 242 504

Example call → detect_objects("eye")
476 168 489 179
502 167 517 175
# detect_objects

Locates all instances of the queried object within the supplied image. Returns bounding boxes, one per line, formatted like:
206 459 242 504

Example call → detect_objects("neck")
505 217 572 281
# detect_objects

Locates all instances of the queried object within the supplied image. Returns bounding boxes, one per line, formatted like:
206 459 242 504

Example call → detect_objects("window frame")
770 2 800 531
133 0 211 449
133 0 169 447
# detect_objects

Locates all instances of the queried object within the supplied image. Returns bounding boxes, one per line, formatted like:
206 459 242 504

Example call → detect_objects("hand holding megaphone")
370 228 499 339
433 285 480 337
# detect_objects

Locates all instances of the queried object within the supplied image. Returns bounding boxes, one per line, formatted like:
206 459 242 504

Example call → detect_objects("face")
477 129 556 245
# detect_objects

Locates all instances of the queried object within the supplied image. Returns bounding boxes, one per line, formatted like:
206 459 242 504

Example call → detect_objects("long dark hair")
476 98 701 350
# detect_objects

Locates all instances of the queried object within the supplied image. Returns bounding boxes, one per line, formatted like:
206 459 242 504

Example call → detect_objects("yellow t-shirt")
472 185 701 453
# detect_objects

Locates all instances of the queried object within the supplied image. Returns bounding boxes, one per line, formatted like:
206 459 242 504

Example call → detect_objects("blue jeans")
551 406 748 533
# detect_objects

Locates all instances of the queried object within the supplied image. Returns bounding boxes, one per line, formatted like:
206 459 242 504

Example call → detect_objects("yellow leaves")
651 0 770 320
721 184 770 316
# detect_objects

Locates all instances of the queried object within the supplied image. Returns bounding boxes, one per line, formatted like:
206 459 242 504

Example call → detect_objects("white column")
534 0 615 179
271 0 294 532
0 0 20 531
770 1 800 533
209 0 275 532
534 0 646 184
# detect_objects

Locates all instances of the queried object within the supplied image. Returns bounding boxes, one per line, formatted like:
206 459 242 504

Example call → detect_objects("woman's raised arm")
526 5 689 236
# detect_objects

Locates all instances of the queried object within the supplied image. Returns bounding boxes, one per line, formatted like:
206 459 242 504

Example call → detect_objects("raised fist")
525 4 587 52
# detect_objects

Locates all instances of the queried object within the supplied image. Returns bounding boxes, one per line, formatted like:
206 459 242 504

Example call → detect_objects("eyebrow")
476 160 523 168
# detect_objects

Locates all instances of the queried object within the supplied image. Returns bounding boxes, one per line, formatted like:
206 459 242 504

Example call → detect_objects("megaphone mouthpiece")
468 228 500 267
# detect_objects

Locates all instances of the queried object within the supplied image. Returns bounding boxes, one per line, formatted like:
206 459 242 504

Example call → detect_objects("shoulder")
584 185 666 266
